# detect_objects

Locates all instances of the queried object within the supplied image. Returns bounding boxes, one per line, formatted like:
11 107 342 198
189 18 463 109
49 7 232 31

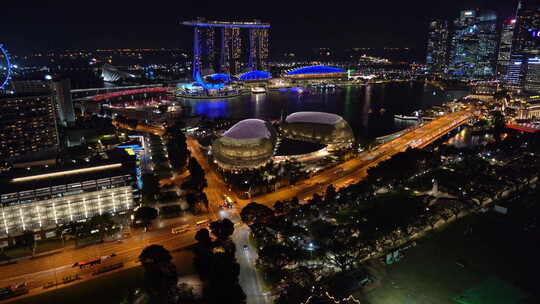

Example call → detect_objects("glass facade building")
512 1 540 54
448 10 498 79
506 1 540 91
497 19 516 79
426 20 449 74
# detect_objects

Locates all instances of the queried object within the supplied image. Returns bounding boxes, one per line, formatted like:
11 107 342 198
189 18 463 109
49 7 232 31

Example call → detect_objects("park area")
357 211 538 304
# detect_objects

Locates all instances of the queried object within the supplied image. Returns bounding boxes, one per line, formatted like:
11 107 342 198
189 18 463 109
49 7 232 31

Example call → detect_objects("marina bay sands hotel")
182 19 270 78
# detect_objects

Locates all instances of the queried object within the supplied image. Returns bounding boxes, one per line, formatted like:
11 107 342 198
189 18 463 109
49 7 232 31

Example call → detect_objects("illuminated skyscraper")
506 53 526 87
0 92 59 161
448 10 498 79
249 28 269 71
231 27 242 74
505 1 540 90
512 1 540 54
524 55 540 92
203 27 216 74
497 19 516 78
258 29 269 71
182 19 270 80
220 27 231 74
426 19 449 74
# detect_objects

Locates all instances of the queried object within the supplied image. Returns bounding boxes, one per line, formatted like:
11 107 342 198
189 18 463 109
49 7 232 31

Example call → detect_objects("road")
224 108 474 208
0 109 473 302
233 225 272 304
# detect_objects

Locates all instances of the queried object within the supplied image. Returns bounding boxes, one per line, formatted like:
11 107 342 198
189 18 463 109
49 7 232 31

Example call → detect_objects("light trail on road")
0 109 473 302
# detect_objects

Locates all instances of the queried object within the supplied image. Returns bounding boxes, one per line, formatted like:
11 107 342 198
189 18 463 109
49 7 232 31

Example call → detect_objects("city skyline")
3 0 517 58
1 1 540 303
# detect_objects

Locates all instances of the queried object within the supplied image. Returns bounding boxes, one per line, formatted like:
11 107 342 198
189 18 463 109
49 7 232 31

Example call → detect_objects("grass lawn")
357 212 538 304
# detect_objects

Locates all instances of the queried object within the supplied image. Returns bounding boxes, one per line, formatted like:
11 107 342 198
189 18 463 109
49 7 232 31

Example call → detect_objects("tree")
141 173 160 204
200 192 209 211
323 238 363 272
188 157 206 190
165 123 189 172
185 193 199 212
258 244 294 269
134 206 158 231
209 218 235 241
87 212 115 242
274 201 285 214
193 228 213 280
240 202 274 226
20 231 36 255
192 227 246 304
324 184 337 203
139 245 178 303
290 197 300 208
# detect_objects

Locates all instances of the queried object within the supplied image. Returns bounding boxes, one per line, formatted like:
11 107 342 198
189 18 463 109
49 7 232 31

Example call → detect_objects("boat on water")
394 114 419 121
251 86 266 94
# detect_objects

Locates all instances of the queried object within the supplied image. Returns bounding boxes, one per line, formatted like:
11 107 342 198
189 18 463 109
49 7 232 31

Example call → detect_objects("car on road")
243 245 248 251
221 195 236 208
196 219 210 227
171 224 190 234
73 258 101 269
101 253 117 261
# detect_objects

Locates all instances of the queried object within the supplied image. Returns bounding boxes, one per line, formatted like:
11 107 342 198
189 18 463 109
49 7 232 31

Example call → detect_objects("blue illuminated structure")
0 44 12 90
195 72 227 90
285 65 345 76
207 73 231 82
184 19 270 86
238 70 271 81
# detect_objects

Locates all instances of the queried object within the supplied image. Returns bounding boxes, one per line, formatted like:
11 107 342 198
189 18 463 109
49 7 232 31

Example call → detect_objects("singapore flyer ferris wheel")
0 44 13 90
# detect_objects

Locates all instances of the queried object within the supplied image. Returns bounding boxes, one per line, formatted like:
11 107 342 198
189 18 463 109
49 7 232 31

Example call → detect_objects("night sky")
4 0 516 57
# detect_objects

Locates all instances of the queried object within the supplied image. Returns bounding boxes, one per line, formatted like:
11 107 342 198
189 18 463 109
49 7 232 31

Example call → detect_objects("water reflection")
180 82 468 140
445 127 495 148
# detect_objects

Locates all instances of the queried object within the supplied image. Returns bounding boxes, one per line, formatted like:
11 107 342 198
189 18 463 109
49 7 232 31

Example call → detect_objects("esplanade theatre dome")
281 112 354 149
212 119 276 169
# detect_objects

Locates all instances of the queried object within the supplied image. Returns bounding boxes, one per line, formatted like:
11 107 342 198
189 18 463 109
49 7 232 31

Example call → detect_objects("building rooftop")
222 119 273 140
0 149 136 194
285 112 343 125
182 20 270 28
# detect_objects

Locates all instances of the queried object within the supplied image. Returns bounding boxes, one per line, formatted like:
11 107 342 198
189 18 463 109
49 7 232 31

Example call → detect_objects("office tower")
512 1 540 54
506 1 540 91
51 79 75 126
448 10 498 79
497 19 516 78
0 93 59 161
506 53 526 87
524 55 540 91
426 19 449 74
